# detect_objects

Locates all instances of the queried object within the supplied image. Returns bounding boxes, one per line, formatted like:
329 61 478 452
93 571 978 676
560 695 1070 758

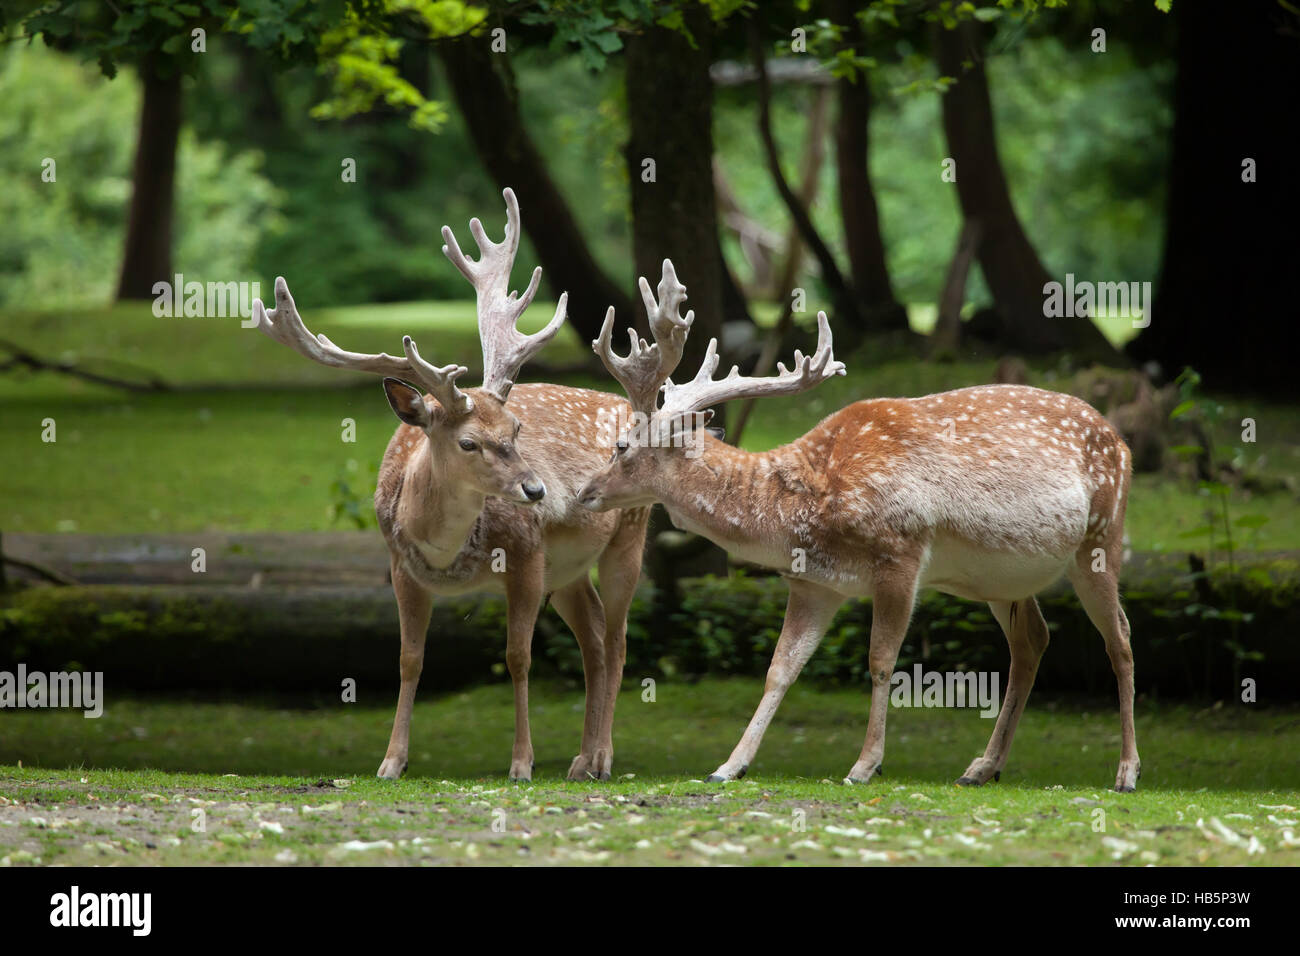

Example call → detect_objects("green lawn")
1 301 1297 547
1 678 1297 866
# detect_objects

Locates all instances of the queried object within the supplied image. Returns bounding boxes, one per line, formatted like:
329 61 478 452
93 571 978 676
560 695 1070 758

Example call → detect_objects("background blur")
1 0 1297 731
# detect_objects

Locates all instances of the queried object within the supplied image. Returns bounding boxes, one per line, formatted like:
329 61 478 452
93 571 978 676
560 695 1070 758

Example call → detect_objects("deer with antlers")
580 262 1140 792
253 189 651 782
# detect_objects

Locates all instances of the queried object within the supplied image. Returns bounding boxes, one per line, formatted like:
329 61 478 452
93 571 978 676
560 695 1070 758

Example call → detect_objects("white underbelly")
920 536 1072 602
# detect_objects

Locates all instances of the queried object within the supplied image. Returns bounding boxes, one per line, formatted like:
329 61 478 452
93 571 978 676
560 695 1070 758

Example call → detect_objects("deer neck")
653 435 819 564
397 442 486 568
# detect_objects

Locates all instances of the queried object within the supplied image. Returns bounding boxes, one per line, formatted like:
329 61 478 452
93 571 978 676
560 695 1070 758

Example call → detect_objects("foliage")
1167 367 1272 686
0 44 281 307
8 562 1295 698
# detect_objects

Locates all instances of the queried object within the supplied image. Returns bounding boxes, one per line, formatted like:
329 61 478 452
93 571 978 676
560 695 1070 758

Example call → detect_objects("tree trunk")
934 21 1114 356
930 219 982 355
832 0 908 331
625 9 726 380
626 10 729 578
773 84 831 300
117 66 182 301
1128 1 1297 396
439 38 633 342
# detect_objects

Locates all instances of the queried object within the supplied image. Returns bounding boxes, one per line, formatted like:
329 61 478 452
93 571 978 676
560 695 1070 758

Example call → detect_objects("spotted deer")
579 261 1140 791
253 189 649 782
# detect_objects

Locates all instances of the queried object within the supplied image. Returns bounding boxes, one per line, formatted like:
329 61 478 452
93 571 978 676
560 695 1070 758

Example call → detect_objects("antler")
592 259 694 413
441 187 566 400
657 311 845 421
253 276 474 416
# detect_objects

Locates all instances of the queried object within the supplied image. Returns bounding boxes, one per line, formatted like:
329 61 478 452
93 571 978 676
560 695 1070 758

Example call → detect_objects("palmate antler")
442 188 567 400
253 277 474 416
254 188 565 413
593 259 844 425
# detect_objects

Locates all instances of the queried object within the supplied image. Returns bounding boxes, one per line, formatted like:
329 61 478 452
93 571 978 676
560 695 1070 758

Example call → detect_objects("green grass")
2 301 1297 546
1 679 1297 866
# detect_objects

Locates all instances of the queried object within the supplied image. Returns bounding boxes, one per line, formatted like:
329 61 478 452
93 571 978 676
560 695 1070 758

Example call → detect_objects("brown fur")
581 384 1140 791
375 382 648 782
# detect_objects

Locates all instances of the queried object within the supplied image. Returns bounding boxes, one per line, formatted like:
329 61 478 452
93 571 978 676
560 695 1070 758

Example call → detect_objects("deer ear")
383 378 432 428
663 408 714 442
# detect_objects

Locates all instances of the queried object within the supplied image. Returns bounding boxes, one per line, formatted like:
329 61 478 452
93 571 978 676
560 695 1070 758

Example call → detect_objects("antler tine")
441 187 565 400
254 277 474 417
591 259 694 414
401 335 474 417
658 311 846 420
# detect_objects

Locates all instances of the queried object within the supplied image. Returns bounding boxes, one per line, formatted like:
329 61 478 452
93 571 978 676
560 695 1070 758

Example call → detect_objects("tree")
1127 0 1298 396
934 17 1115 356
8 0 355 301
116 56 183 299
439 35 635 341
624 7 726 379
829 0 907 331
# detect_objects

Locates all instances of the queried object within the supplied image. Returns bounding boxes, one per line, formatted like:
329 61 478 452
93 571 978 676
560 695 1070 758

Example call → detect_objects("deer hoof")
376 757 407 780
955 776 983 787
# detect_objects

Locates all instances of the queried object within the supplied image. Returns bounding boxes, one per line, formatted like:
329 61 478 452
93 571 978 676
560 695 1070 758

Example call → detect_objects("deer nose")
522 478 546 501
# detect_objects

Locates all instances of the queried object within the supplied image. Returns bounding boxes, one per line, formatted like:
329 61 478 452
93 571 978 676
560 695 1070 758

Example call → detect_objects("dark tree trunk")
439 38 633 342
626 10 729 577
117 66 182 301
1128 1 1298 397
934 21 1114 356
625 10 726 380
832 0 907 331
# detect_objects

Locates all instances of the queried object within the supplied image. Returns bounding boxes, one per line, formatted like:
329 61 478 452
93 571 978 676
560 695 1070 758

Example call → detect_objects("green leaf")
1169 399 1196 419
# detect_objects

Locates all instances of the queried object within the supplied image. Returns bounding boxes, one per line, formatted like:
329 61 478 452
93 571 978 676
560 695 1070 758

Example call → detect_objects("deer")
579 261 1141 792
252 189 651 783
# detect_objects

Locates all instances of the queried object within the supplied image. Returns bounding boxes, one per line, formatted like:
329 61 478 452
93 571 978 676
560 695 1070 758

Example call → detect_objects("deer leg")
1069 552 1140 792
707 579 844 782
845 576 918 783
505 555 545 782
957 597 1051 786
550 578 610 781
378 560 434 779
590 507 650 781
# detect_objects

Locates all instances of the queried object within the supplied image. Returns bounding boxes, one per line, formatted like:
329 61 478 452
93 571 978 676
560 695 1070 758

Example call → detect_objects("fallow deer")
253 189 650 782
579 261 1140 792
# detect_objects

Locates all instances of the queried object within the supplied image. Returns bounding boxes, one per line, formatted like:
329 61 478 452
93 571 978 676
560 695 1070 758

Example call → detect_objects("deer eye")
458 438 478 452
616 439 629 454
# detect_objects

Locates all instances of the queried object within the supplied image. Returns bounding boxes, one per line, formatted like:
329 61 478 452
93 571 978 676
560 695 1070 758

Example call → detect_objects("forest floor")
2 679 1297 867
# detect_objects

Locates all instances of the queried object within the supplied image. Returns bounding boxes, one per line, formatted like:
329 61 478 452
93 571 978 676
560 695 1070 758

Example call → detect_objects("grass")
2 301 1296 546
2 678 1298 866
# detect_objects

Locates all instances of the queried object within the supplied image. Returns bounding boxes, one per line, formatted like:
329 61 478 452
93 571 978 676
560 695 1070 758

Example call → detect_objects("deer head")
253 188 562 504
579 259 845 510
